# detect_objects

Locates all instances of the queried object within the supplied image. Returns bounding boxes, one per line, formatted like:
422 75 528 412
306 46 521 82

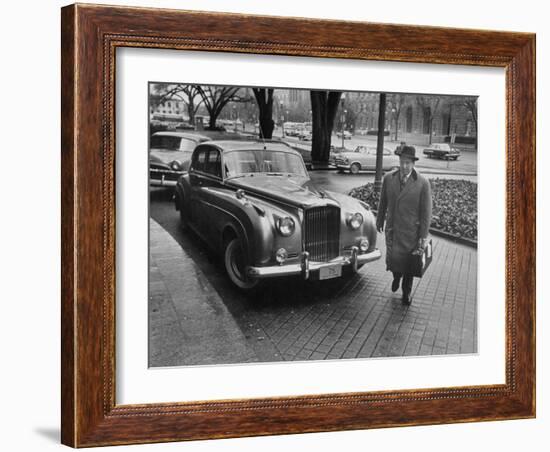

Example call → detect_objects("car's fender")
199 186 303 267
326 190 378 251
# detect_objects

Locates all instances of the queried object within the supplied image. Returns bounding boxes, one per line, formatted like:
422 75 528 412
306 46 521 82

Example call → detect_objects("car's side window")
192 149 207 172
205 149 222 178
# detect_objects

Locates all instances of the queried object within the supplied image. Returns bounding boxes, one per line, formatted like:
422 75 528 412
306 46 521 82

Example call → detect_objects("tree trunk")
209 115 217 129
394 114 400 141
253 89 275 139
473 116 478 150
310 90 342 162
187 97 196 125
375 93 387 193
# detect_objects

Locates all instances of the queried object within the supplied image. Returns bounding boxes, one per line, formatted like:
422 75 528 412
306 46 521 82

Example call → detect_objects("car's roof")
199 139 297 154
152 131 210 142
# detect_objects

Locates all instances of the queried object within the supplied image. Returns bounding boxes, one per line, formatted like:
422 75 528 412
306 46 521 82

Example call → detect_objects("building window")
466 120 473 136
422 107 431 134
406 106 413 133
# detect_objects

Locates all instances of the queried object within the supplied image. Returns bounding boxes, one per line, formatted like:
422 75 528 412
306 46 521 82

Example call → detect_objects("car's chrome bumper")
149 169 182 187
247 246 381 280
150 177 177 187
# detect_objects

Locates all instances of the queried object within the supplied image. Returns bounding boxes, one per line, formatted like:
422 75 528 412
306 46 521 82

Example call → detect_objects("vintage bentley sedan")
174 140 381 290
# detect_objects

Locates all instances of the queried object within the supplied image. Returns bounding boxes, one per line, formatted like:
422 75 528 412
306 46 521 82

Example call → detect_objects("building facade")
346 92 477 142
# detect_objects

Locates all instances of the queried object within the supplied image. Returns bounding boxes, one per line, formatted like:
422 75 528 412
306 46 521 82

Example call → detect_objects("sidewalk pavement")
244 233 477 362
149 219 257 366
149 217 477 366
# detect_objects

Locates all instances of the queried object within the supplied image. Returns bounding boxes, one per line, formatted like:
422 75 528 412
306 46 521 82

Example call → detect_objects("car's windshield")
150 135 196 152
224 150 308 178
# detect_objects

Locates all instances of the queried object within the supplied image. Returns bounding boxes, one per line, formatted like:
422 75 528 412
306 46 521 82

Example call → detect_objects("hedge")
348 178 477 241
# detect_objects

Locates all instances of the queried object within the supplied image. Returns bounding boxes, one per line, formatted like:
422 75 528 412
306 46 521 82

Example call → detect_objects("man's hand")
376 224 384 233
418 237 427 249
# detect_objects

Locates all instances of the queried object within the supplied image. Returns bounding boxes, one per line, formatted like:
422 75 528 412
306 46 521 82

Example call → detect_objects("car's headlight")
276 217 295 236
344 158 350 164
346 212 363 230
170 160 182 171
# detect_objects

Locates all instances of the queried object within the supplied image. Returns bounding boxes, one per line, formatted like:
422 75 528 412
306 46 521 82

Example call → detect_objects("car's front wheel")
224 237 259 290
350 163 361 175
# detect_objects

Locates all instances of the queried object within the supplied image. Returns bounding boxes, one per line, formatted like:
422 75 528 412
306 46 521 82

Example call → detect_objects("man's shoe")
402 292 412 305
392 276 401 292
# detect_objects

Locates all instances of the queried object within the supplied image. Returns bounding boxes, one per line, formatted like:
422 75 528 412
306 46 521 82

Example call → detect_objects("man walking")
376 146 432 304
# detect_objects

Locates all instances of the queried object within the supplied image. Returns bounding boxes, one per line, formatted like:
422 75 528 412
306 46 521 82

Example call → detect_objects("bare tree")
390 94 406 141
252 88 275 139
310 90 342 162
196 86 245 129
416 95 442 144
150 83 204 125
463 97 478 148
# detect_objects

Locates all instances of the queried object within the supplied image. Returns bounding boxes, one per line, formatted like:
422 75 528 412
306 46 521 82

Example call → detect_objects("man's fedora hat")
398 145 419 161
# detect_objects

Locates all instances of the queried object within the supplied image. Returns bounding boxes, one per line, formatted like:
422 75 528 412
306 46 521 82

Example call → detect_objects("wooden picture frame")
61 3 535 447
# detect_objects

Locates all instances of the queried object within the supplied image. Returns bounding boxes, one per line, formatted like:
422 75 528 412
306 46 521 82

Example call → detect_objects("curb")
428 227 477 248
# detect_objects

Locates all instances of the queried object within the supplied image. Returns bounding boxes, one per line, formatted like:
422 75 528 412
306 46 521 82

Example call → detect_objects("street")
282 132 478 176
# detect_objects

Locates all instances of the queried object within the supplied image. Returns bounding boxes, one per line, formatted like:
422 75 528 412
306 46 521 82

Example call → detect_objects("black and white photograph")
148 83 478 367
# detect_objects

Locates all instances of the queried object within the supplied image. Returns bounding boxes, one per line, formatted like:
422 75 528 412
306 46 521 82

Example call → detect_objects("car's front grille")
149 168 181 181
304 206 340 262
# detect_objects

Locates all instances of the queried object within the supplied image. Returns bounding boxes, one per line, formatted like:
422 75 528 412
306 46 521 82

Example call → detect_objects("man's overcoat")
376 168 432 274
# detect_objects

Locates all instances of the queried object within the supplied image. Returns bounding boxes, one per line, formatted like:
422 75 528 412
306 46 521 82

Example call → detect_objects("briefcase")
408 239 433 277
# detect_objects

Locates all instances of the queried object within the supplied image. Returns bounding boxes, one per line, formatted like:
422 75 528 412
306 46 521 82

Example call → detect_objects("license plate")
319 264 342 280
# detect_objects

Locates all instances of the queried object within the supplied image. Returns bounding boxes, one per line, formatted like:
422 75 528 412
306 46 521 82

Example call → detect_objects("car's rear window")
150 135 196 152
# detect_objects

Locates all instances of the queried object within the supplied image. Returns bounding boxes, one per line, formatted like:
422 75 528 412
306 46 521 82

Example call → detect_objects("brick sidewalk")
149 216 477 366
241 234 477 362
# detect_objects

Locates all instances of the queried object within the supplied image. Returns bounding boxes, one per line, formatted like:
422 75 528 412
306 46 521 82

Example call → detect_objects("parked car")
423 143 461 160
329 145 351 164
175 122 195 130
288 144 313 169
335 145 399 174
174 140 381 290
298 130 312 141
336 130 353 139
149 131 210 186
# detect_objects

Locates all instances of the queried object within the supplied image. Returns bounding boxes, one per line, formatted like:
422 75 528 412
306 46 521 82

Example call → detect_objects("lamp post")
280 101 285 138
340 93 346 148
374 93 387 193
391 107 397 141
